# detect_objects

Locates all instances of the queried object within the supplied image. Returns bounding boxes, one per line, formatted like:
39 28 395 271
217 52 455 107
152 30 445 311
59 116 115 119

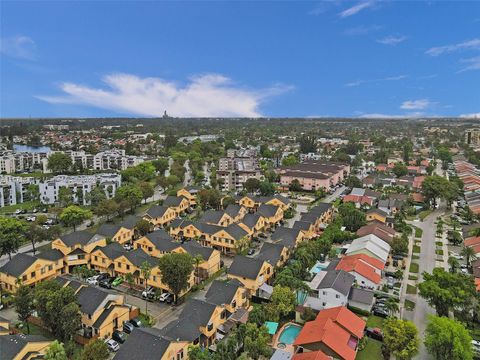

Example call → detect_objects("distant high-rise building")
465 129 480 146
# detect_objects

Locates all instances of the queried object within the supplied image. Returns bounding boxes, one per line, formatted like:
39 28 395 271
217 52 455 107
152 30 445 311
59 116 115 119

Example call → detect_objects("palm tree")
385 298 399 317
140 261 152 316
470 228 480 237
461 246 477 268
448 256 459 273
192 254 204 284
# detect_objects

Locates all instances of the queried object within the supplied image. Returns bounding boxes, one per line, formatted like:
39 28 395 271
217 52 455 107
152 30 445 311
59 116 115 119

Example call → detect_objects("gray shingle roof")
94 242 125 260
76 286 111 316
180 241 214 261
270 227 302 248
35 249 64 261
292 221 312 231
205 280 241 306
223 223 249 240
317 270 355 296
241 213 263 229
145 205 170 218
257 204 280 218
124 248 157 268
348 287 374 305
120 215 141 229
0 335 49 360
228 255 265 279
308 203 332 215
0 253 37 277
163 196 185 207
114 328 172 360
60 231 104 247
225 204 244 218
257 242 286 266
143 230 177 252
199 210 227 225
96 223 122 238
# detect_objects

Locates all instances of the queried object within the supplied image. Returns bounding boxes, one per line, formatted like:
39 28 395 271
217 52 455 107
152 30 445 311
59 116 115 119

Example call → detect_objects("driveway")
324 185 346 203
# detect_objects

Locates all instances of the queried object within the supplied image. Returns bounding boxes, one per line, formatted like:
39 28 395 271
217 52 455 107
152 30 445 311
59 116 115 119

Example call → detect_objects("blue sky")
1 1 479 118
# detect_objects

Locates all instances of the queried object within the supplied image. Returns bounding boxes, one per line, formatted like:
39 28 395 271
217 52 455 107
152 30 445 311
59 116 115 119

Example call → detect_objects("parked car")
123 320 134 334
112 277 124 287
26 216 36 222
112 330 127 344
165 294 175 304
373 307 389 318
365 327 384 341
247 248 255 256
123 243 133 251
15 209 22 215
105 339 120 352
44 219 55 225
99 277 114 289
159 292 172 302
142 286 155 299
129 318 142 327
32 208 38 213
86 274 102 285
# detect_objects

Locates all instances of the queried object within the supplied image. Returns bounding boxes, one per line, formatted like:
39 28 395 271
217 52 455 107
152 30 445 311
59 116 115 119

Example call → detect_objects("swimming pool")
310 261 328 274
278 324 302 345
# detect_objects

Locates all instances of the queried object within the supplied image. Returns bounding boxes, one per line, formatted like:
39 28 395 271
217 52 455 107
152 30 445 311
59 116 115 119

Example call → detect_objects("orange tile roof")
339 253 385 271
294 306 365 360
465 236 480 247
336 256 382 284
292 351 331 360
476 278 480 292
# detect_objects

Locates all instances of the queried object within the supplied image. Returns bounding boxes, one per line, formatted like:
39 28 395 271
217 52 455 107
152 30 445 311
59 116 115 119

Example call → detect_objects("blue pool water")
278 324 302 344
311 262 328 274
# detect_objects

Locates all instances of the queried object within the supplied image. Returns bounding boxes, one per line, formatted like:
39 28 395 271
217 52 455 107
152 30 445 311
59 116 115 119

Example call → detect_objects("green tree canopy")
47 153 72 174
158 252 194 303
44 340 68 360
0 217 28 260
425 316 473 360
80 339 110 360
383 317 419 360
59 205 92 231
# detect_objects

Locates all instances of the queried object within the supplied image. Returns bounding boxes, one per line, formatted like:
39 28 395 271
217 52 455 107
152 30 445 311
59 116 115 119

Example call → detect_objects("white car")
105 339 120 352
86 275 101 285
159 292 172 302
15 209 22 215
26 216 36 222
123 243 133 251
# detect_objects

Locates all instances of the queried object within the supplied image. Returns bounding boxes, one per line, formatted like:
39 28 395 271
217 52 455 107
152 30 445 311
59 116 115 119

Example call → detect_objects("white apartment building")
0 151 48 174
63 149 145 171
39 173 121 205
217 150 263 192
0 175 37 207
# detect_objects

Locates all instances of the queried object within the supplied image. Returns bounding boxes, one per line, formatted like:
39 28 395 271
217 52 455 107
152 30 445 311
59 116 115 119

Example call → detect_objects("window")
322 291 326 296
148 247 153 252
31 271 35 278
336 294 340 299
126 264 130 270
117 263 122 268
48 265 53 271
94 256 98 261
22 275 27 282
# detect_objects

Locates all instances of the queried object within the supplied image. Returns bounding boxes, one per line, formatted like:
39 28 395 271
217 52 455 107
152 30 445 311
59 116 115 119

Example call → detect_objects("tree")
298 134 316 154
139 181 154 203
421 175 459 208
47 153 72 174
95 199 119 221
152 158 169 175
418 268 476 317
265 286 296 322
44 340 68 360
244 178 261 193
25 184 40 202
289 179 302 192
259 181 276 196
25 223 48 255
344 175 362 188
59 205 92 231
115 184 143 213
424 316 473 360
57 186 73 207
448 256 460 273
188 346 211 360
461 246 477 268
136 219 153 236
392 162 408 178
391 235 409 255
198 188 221 210
158 252 194 303
140 261 153 314
0 217 28 260
282 154 299 166
80 339 109 360
384 297 399 316
383 317 419 360
87 187 107 207
243 323 272 360
337 202 366 231
15 285 34 334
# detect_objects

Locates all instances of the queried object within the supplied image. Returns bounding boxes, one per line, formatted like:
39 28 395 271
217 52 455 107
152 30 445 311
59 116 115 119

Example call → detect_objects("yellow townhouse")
177 186 200 207
163 195 190 216
270 227 305 249
257 204 284 230
96 215 141 244
366 208 388 224
143 205 176 228
0 334 52 359
199 210 234 227
238 213 267 237
227 255 274 296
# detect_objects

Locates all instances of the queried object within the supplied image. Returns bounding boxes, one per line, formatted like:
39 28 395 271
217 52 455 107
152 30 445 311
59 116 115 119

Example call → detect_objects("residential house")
199 210 234 227
238 213 266 237
90 242 126 275
227 256 274 295
293 306 365 360
96 215 140 244
257 204 284 230
366 208 389 225
224 204 248 222
345 234 391 263
177 186 199 207
308 270 355 309
356 221 396 244
257 242 290 269
0 253 57 293
0 334 52 360
143 205 176 228
163 196 190 216
293 221 316 239
334 254 384 289
270 227 305 249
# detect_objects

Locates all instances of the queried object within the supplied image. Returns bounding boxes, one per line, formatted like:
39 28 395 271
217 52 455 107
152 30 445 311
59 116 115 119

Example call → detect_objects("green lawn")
18 323 55 340
0 201 38 214
412 255 420 260
419 210 433 221
406 284 417 294
409 262 419 273
436 249 444 255
436 241 443 246
366 315 385 329
413 245 421 254
414 227 423 238
408 275 418 281
356 338 383 360
405 299 416 311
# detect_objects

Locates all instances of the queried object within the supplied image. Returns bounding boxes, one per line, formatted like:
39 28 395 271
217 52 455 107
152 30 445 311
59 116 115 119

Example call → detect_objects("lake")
13 144 52 153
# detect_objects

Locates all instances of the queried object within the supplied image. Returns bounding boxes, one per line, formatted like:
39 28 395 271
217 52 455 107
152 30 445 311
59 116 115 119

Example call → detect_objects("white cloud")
345 74 407 87
400 99 432 110
425 38 480 56
37 73 292 117
457 56 480 72
460 112 480 119
339 1 375 18
377 35 407 46
0 35 36 60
